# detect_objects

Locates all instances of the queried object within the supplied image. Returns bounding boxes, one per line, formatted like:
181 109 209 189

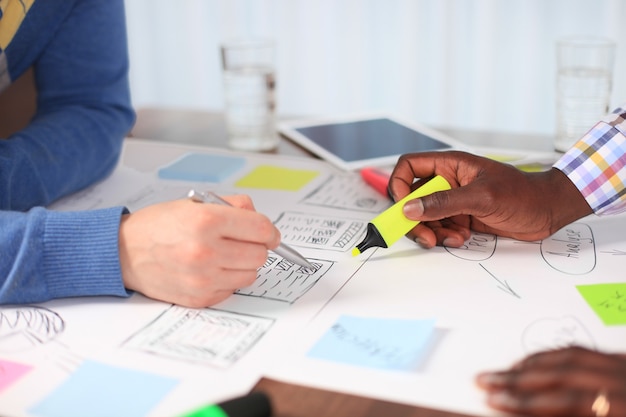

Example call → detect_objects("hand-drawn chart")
302 174 391 213
274 212 365 252
236 256 333 303
123 306 274 368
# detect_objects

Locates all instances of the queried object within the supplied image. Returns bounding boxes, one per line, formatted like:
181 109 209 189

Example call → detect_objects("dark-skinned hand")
388 151 593 248
476 346 626 417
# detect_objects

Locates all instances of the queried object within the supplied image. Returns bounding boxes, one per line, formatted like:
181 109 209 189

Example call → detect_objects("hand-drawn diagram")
446 225 597 276
541 223 596 274
302 174 391 213
521 316 596 354
123 306 274 368
274 212 365 252
0 306 65 352
444 233 521 297
444 225 599 297
236 256 333 303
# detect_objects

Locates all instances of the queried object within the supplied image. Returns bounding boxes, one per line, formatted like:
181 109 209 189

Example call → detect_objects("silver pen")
187 189 314 269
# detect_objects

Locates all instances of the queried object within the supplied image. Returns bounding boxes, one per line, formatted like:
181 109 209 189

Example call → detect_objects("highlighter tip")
351 247 360 257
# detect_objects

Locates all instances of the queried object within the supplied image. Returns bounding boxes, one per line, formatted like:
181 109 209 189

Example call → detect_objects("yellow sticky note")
515 163 550 173
235 165 318 191
576 283 626 325
484 154 523 163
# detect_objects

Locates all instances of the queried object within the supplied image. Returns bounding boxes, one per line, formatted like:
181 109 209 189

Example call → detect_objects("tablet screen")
293 118 452 162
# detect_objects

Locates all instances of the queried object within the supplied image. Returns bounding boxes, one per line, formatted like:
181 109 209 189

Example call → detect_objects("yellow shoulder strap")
0 0 35 49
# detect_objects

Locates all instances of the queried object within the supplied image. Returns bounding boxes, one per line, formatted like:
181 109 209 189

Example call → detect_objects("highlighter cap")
355 222 388 254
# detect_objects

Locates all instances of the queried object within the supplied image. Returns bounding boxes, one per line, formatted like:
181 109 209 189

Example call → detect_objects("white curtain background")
124 0 626 136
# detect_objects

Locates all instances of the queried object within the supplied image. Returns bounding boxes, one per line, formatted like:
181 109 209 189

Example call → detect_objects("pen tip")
351 247 360 257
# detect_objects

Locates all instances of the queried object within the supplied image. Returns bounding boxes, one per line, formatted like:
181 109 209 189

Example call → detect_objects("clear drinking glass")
220 39 278 152
555 36 615 152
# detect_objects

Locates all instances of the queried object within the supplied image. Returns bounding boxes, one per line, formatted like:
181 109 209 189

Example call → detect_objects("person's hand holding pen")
117 194 281 308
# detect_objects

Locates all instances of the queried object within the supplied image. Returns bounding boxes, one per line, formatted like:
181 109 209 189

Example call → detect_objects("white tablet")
278 114 465 171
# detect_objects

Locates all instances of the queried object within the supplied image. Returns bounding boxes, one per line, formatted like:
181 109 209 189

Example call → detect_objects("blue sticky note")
29 360 178 417
158 152 245 182
308 315 435 371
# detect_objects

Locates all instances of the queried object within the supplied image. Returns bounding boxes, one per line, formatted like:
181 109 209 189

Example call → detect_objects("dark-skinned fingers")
405 223 438 248
477 367 564 392
512 346 626 375
431 225 469 247
405 220 471 249
478 349 626 402
486 387 599 417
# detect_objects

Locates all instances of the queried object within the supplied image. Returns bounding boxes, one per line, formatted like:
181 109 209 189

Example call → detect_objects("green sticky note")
235 165 318 191
576 283 626 325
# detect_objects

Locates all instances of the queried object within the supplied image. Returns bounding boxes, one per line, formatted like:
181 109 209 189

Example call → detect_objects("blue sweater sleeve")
0 0 136 210
0 207 131 304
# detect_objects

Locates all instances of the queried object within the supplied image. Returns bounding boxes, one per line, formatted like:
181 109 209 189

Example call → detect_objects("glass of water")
555 36 615 152
220 39 278 151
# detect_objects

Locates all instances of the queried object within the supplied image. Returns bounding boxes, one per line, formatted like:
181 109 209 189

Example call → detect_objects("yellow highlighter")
352 175 451 256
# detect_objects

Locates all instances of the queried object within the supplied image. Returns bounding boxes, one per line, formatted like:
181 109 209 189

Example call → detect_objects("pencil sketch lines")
445 232 496 261
274 212 366 252
521 316 595 354
302 174 390 213
123 306 274 368
337 222 363 249
0 306 65 352
540 223 596 275
237 257 332 303
275 258 292 271
479 264 520 299
601 249 626 256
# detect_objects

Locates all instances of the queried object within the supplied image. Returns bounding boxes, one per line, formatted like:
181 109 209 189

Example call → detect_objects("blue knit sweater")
0 0 135 303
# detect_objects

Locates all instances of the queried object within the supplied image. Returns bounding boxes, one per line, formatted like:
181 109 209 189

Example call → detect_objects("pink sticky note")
0 359 32 392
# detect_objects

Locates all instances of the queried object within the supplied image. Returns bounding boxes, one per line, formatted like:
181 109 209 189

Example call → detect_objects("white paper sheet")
4 140 625 417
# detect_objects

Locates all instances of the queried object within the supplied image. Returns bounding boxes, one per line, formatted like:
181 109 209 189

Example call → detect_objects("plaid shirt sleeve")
553 104 626 215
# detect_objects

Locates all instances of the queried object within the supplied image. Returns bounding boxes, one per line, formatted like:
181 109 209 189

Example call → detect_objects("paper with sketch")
302 173 391 213
48 166 189 212
8 141 626 417
264 214 626 417
4 144 383 417
123 306 275 368
236 256 333 303
274 212 366 252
